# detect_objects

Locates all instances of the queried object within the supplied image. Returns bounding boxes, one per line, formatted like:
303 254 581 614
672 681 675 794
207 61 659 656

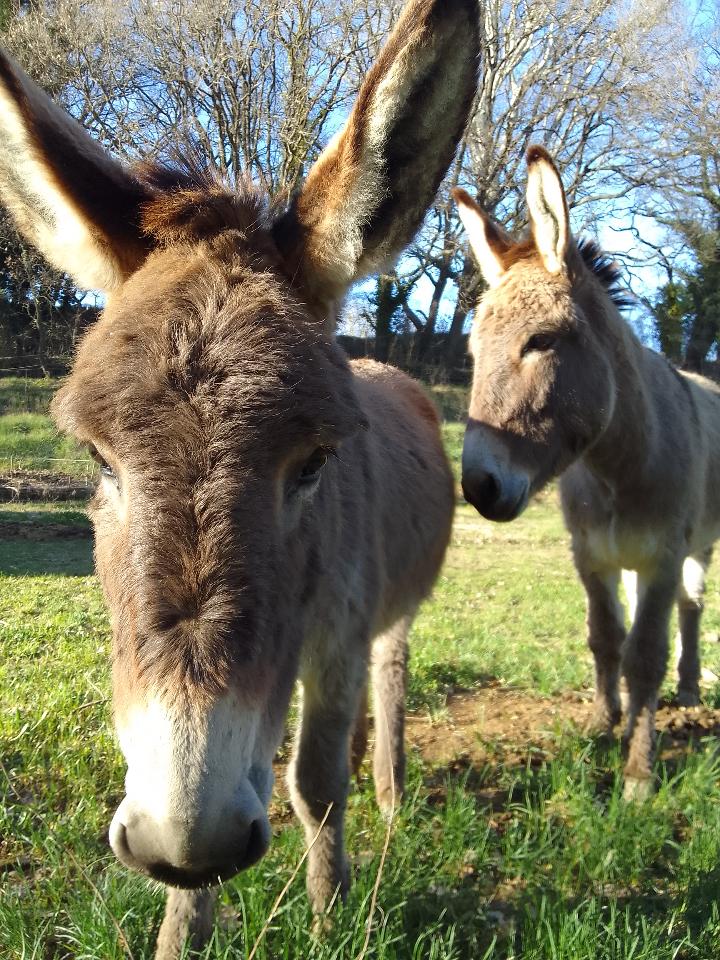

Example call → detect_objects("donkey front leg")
578 566 625 734
289 645 367 915
621 566 679 800
371 613 413 817
676 548 713 707
155 888 217 960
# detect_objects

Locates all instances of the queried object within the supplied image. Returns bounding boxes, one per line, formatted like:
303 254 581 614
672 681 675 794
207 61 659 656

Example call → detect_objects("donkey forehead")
477 265 573 336
54 244 360 452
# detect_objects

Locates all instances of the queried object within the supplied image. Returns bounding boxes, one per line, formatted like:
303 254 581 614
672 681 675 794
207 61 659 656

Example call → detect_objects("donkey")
453 147 720 801
0 1 479 954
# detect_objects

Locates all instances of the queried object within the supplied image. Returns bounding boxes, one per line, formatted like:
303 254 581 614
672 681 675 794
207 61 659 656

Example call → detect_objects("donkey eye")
522 333 557 356
89 445 120 488
298 448 329 486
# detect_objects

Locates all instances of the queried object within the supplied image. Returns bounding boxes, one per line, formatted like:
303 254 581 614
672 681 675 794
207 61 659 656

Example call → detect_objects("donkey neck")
578 287 660 493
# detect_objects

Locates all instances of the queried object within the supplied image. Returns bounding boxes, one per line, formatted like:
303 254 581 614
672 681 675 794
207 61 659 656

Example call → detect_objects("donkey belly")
563 469 672 575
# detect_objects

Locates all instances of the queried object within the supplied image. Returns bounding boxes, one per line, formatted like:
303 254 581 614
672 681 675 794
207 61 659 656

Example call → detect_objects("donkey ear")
274 0 480 318
525 145 570 276
0 50 152 292
452 188 511 288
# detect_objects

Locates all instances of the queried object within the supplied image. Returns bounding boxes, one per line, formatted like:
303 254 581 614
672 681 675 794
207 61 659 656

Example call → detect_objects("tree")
386 0 691 373
627 1 720 369
0 0 396 359
0 0 711 373
650 222 720 370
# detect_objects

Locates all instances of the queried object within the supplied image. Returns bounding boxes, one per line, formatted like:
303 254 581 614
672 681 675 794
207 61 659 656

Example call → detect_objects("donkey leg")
289 647 367 915
371 612 412 817
579 567 625 734
621 567 678 800
155 888 217 960
676 548 712 707
350 682 369 780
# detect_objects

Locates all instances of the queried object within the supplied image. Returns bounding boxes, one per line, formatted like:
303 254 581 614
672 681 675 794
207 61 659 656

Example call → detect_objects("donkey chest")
580 519 662 573
562 474 665 572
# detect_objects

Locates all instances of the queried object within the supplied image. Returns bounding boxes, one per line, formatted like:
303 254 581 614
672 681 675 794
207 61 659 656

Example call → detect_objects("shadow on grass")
0 537 94 576
0 507 90 528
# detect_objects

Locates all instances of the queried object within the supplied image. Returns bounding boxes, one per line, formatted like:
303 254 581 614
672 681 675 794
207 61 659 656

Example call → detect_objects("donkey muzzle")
462 426 530 522
109 783 271 887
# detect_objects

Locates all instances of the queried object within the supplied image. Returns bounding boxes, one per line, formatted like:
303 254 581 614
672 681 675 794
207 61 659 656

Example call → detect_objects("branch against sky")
388 0 697 366
0 0 713 366
5 0 393 193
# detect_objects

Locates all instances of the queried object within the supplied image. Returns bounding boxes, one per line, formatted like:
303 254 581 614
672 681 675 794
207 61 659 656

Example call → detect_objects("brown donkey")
0 1 479 955
454 148 720 801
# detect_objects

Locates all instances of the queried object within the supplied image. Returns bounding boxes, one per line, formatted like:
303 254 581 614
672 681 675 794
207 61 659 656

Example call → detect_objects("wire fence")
0 456 96 501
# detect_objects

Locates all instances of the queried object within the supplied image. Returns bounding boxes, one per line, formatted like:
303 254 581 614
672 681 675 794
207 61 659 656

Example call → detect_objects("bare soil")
406 685 720 769
269 686 720 819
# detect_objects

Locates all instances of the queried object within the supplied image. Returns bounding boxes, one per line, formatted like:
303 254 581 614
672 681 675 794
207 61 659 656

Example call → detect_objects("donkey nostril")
478 472 500 505
242 818 269 868
462 470 500 509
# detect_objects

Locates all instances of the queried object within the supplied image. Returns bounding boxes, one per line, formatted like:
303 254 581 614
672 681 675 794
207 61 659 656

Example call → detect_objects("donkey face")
54 235 365 886
453 148 616 521
0 0 479 887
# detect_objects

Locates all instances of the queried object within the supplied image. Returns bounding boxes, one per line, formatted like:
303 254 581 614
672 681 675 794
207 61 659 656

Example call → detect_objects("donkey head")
0 0 479 886
453 147 618 521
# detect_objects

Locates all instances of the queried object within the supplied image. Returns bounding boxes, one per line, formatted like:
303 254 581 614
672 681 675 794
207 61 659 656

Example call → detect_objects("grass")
2 378 720 959
0 377 91 478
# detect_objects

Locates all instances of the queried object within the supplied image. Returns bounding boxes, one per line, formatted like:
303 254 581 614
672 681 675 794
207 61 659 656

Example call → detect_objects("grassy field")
0 377 90 478
2 379 720 959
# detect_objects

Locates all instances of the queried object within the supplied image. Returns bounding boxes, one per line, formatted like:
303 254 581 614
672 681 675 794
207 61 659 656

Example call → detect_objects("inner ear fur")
452 187 512 288
525 144 570 276
0 50 153 291
273 0 480 323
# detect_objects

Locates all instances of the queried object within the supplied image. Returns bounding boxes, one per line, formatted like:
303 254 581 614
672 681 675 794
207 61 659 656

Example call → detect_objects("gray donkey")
454 147 720 800
0 1 479 956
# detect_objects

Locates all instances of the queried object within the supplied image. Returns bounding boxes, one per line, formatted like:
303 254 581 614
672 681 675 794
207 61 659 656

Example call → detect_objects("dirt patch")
0 470 93 502
405 685 720 770
405 686 587 779
266 686 720 819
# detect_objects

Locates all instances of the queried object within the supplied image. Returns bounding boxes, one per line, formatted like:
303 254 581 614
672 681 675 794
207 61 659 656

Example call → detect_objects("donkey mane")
576 237 633 313
136 157 270 246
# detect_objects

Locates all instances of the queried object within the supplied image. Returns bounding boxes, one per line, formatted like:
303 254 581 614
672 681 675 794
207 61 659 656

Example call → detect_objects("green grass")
3 379 720 959
427 384 470 424
0 412 91 477
0 376 58 415
0 376 91 477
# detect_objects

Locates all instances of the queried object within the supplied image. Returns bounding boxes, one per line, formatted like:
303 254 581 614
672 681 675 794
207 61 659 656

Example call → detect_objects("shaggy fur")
456 146 720 800
0 2 479 956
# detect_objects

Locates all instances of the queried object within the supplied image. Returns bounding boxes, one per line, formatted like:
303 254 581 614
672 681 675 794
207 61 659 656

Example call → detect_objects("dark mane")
577 237 634 313
133 153 268 245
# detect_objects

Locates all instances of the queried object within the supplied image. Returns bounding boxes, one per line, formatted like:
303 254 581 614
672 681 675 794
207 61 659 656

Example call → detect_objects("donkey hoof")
622 776 654 803
311 913 335 940
584 709 619 737
376 788 402 821
677 688 700 708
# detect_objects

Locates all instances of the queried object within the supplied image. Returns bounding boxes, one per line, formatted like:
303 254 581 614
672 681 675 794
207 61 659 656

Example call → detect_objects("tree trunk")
416 265 450 360
374 275 396 363
443 253 480 375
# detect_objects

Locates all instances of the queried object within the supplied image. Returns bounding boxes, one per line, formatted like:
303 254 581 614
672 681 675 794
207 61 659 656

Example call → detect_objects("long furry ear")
0 51 153 291
452 188 511 288
525 145 569 275
273 0 480 325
